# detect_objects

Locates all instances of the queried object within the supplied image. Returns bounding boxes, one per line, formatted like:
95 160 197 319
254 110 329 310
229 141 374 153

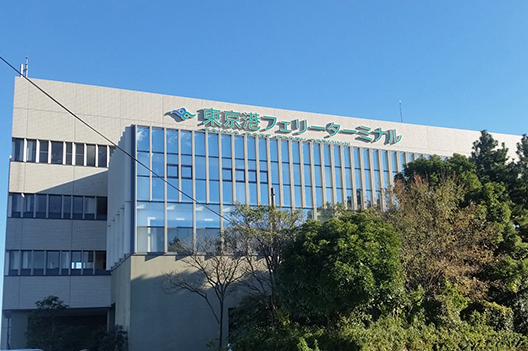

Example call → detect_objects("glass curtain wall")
133 126 406 253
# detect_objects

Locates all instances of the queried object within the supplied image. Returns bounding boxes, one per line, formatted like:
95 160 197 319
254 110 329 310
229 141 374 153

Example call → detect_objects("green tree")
385 175 499 316
26 296 69 351
471 130 510 185
277 211 403 322
225 204 304 323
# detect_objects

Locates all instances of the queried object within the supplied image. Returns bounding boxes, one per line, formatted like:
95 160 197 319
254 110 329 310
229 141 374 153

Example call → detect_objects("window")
65 142 73 165
33 251 45 275
26 139 36 162
97 197 107 220
151 128 164 153
137 126 150 152
38 140 49 163
63 196 72 219
73 196 83 219
21 251 32 275
9 251 20 275
23 194 34 218
46 251 60 275
48 195 62 219
10 193 23 218
98 145 107 167
12 138 23 161
75 143 84 165
95 251 107 274
71 251 82 274
51 141 63 164
84 197 95 220
86 144 96 167
35 194 47 218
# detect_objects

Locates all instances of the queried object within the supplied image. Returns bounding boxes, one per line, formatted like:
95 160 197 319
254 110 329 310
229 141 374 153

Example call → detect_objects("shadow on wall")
124 254 253 351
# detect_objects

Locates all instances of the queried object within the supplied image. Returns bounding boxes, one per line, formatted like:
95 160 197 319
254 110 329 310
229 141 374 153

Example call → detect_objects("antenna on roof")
399 100 403 123
20 57 28 77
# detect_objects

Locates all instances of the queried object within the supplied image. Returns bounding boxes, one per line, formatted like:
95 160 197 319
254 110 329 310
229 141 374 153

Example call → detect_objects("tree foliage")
220 131 528 350
26 295 127 351
225 204 304 322
385 176 498 300
277 211 402 321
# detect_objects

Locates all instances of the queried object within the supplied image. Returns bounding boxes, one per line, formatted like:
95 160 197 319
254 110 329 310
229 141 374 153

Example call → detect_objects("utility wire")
0 55 227 221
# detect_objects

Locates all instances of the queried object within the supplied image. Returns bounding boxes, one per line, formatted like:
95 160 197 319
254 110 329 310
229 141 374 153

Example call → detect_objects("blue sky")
0 0 527 305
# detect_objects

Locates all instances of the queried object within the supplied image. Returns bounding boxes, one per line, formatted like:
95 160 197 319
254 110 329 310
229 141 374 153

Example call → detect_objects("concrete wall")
112 254 245 351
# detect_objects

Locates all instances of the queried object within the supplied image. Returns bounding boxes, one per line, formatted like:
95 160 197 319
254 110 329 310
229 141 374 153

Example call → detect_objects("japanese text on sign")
171 107 402 145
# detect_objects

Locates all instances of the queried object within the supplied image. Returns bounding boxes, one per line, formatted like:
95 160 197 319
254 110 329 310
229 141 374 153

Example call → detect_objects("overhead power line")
0 55 227 221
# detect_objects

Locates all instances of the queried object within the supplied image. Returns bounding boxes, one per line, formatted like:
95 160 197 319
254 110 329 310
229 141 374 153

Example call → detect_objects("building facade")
3 77 523 350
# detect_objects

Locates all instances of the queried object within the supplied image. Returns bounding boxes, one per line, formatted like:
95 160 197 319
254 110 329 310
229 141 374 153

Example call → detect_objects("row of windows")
134 127 436 209
8 193 108 220
6 250 108 276
12 138 114 167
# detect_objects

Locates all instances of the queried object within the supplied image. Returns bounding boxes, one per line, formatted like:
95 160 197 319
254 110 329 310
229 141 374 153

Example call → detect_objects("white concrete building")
3 77 523 350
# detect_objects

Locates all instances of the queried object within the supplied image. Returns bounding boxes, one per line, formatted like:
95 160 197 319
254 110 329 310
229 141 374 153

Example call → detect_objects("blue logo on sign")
167 108 196 121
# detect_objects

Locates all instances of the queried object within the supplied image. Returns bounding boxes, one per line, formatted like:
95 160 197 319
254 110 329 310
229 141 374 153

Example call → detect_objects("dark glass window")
26 139 36 162
95 251 107 275
168 227 192 253
23 194 34 218
61 251 70 275
73 196 83 219
12 138 24 161
33 251 45 275
9 251 20 275
51 141 63 164
97 197 108 220
75 143 84 165
21 251 32 275
71 251 82 274
46 251 60 274
35 194 47 218
83 251 94 274
11 193 23 218
98 145 107 167
84 197 96 220
39 140 49 163
63 196 72 219
65 142 73 165
86 144 96 167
